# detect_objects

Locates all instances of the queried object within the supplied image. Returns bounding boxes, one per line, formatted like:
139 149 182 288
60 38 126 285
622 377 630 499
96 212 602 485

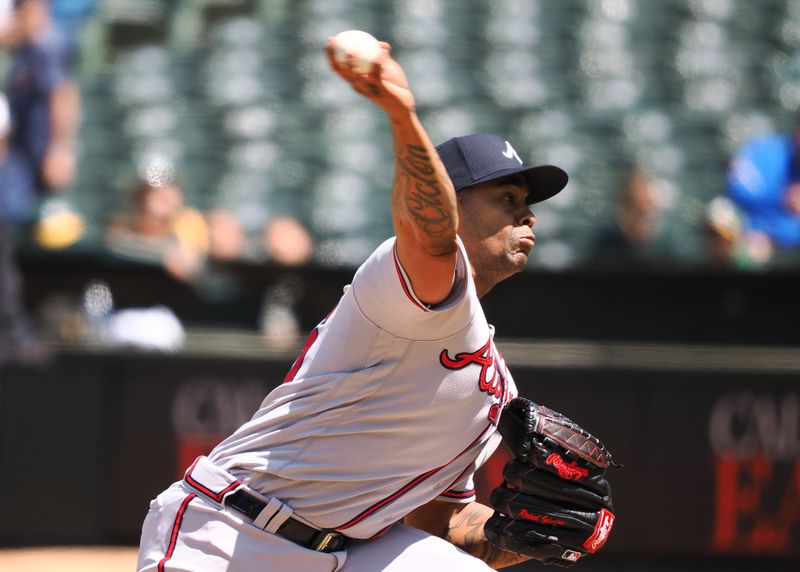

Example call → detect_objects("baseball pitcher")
136 33 616 571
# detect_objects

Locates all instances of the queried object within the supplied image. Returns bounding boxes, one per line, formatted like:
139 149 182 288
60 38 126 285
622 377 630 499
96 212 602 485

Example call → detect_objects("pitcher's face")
457 175 535 289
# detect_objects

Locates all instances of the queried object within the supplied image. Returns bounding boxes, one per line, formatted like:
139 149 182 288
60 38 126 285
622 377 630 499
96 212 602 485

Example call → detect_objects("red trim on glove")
583 508 615 553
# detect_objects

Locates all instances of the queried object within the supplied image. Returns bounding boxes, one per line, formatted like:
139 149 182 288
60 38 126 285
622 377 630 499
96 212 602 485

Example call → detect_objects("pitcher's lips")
519 234 535 251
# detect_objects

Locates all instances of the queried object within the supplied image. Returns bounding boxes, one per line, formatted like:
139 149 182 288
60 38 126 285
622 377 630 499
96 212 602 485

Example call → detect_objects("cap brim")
462 164 568 205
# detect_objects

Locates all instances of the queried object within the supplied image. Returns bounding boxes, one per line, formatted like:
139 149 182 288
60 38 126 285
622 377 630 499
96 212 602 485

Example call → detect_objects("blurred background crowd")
2 0 800 362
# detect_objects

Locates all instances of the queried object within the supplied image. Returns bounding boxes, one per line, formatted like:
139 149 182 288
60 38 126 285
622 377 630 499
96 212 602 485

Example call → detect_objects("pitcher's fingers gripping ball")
484 397 619 567
325 31 414 113
331 30 383 74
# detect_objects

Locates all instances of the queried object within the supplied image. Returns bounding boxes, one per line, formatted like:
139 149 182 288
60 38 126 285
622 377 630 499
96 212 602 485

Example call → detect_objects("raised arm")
326 37 459 305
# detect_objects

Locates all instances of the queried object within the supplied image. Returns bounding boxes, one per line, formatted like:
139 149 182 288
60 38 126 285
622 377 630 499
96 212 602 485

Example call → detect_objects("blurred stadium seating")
11 0 800 269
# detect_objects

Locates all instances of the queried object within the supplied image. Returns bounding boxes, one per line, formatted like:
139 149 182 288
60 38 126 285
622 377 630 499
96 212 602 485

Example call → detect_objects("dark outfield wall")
0 346 797 570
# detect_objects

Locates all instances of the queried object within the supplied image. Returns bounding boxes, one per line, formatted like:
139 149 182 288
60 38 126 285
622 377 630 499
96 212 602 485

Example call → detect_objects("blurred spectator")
701 196 761 270
0 0 80 197
256 216 314 349
259 273 302 350
588 168 671 268
0 1 10 59
0 89 44 366
0 0 11 33
726 125 800 263
206 208 246 262
106 158 210 282
49 0 97 59
261 215 314 267
180 207 247 308
0 217 44 365
0 91 36 224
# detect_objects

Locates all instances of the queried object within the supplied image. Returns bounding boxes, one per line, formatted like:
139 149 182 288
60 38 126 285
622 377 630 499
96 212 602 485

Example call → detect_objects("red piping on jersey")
369 524 394 540
440 488 476 499
335 423 494 531
442 459 481 498
158 493 196 572
184 457 242 502
392 248 430 312
283 304 338 383
283 328 319 383
336 466 441 530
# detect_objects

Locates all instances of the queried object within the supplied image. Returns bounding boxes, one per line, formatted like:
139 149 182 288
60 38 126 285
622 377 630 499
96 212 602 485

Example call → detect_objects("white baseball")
332 30 383 74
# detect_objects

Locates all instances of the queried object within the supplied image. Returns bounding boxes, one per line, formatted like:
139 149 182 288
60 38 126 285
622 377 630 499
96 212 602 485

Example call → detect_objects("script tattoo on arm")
395 144 454 242
446 504 530 570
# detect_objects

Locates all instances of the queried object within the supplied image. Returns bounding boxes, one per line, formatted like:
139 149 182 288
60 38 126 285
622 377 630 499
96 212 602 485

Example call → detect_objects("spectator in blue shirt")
0 92 36 224
0 92 44 366
1 0 80 197
0 1 75 366
726 128 800 256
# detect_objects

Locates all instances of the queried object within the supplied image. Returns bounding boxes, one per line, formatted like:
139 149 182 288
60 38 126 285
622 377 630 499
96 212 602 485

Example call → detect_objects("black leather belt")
225 489 348 553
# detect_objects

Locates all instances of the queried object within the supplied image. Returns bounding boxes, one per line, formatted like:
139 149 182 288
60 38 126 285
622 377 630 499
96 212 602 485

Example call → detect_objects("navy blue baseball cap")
435 133 568 204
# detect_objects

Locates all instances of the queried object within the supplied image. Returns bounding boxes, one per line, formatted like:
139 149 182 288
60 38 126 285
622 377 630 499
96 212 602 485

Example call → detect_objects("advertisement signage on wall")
709 391 800 554
1 348 798 566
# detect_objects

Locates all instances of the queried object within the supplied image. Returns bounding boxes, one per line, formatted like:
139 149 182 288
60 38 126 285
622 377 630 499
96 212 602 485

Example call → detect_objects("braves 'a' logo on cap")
502 141 523 165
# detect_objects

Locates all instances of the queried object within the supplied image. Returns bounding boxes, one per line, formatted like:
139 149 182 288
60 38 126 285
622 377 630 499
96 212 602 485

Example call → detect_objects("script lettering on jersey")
440 338 504 398
440 337 509 423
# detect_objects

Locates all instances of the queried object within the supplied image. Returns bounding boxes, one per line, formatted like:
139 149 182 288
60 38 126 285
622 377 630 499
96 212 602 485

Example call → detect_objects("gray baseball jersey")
208 235 517 539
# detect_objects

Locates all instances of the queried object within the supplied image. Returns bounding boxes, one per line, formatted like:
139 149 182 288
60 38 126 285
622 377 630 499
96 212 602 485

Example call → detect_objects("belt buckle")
311 530 341 552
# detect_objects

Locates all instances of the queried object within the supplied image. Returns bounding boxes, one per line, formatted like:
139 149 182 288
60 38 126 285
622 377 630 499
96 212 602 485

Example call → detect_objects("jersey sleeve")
435 431 504 504
350 236 472 338
507 376 518 401
436 477 476 504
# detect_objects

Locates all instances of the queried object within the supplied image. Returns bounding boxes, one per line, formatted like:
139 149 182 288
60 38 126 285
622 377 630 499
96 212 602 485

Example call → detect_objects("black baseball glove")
484 397 618 567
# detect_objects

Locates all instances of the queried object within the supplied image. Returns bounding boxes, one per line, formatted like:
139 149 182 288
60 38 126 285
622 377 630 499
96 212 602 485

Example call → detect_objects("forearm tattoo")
446 506 529 569
396 144 454 239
